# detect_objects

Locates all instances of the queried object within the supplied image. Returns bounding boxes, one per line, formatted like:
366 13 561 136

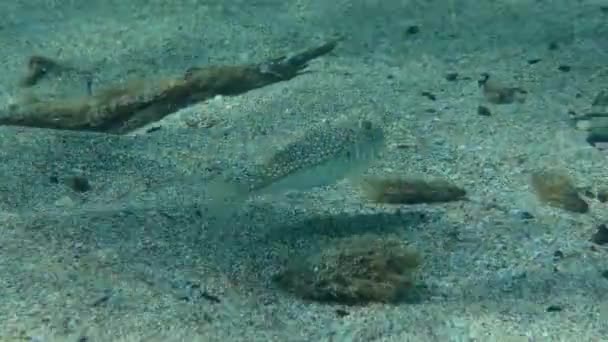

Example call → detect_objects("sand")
0 0 607 341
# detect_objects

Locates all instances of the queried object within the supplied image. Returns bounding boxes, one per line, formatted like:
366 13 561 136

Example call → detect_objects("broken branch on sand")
0 39 339 134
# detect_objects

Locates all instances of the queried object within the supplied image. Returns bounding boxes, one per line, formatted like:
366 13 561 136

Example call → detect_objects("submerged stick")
0 39 339 134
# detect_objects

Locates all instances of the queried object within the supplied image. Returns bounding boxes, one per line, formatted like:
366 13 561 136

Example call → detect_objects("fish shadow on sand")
261 207 435 242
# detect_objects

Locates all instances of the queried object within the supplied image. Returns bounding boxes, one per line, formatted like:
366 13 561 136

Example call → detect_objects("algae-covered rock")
274 234 421 304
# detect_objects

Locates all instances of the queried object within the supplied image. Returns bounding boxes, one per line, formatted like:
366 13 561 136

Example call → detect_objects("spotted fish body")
243 118 386 195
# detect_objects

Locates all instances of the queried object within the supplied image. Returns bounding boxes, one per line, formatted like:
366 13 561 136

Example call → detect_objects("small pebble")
65 175 91 192
546 305 563 312
477 105 492 116
405 25 420 35
552 250 564 260
445 72 459 81
335 309 350 317
591 224 608 245
421 91 436 101
519 211 534 220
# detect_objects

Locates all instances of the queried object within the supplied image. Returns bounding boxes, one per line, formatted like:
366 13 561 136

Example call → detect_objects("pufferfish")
209 117 386 203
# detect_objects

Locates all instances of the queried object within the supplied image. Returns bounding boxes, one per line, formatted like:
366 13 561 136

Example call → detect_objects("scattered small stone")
200 290 221 303
335 309 350 317
591 224 608 245
65 175 91 192
548 42 559 50
552 250 564 261
519 211 534 220
557 65 571 72
421 91 436 101
600 270 608 280
546 305 563 312
405 25 420 35
527 58 542 65
445 72 459 81
477 105 492 116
